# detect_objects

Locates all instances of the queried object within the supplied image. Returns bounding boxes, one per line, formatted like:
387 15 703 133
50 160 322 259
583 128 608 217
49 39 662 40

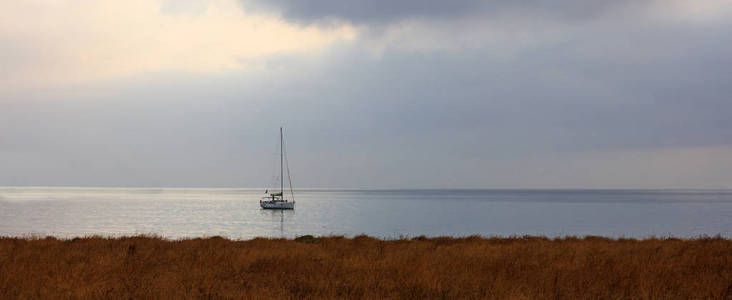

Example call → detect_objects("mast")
280 127 283 198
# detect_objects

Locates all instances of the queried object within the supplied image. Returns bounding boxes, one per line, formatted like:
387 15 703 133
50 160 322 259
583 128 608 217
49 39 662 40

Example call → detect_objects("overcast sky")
1 0 732 188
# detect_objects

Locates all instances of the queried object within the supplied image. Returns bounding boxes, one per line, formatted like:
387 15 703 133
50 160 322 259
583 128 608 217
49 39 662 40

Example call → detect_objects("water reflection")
259 208 292 238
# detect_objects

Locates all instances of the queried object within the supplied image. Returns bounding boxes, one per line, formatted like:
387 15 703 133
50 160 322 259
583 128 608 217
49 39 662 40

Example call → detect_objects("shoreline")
2 233 730 241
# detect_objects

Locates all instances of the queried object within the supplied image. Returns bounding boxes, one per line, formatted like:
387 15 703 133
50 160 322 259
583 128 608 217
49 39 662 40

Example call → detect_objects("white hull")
260 200 295 210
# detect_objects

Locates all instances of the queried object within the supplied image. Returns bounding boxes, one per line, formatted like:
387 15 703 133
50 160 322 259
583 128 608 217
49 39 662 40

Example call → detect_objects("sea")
1 187 730 239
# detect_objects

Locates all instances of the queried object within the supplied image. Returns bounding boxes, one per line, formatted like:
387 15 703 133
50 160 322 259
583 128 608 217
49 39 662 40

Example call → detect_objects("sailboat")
260 127 295 209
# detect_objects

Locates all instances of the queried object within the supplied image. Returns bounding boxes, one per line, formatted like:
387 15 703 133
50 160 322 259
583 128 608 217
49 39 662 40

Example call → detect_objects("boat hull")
260 200 295 210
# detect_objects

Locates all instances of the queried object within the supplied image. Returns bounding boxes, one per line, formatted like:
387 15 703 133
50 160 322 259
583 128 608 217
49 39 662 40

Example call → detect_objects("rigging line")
265 138 279 192
283 133 295 203
267 152 278 192
280 127 283 197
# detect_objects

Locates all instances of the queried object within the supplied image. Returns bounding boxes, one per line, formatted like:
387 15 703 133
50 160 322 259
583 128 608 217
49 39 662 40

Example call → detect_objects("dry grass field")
0 235 730 299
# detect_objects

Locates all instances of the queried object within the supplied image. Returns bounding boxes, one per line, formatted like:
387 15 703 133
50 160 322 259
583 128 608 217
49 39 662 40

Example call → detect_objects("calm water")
1 187 730 239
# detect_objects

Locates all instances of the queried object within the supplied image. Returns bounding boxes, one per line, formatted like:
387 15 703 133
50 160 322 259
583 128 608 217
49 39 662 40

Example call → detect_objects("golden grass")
0 235 730 299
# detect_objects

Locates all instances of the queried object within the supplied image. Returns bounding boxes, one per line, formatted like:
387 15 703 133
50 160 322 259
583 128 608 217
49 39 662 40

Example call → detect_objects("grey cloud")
240 0 639 25
3 1 732 188
241 0 482 24
3 31 731 188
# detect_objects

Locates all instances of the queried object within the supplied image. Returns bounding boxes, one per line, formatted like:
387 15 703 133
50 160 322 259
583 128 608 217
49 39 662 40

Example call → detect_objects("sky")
1 0 732 188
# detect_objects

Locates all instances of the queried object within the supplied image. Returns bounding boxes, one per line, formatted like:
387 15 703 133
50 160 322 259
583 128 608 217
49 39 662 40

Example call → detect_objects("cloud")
238 0 732 57
241 0 732 28
159 0 210 15
4 24 731 188
240 0 664 26
0 0 355 91
2 1 732 188
241 0 482 25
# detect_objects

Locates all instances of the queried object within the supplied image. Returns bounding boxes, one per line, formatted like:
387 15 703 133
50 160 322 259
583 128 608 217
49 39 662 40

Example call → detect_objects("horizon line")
1 185 730 191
